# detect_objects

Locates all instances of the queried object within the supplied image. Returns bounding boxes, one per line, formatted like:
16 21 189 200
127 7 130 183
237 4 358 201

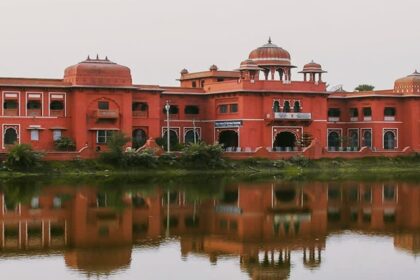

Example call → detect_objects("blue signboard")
215 120 243 128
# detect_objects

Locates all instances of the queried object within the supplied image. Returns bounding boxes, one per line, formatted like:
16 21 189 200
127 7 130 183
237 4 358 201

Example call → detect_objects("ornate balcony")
3 109 18 116
27 109 42 117
274 112 312 120
133 110 148 118
50 109 65 117
94 109 119 119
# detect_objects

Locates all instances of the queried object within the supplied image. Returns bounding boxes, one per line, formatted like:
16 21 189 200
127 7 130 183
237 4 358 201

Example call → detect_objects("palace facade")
0 39 419 159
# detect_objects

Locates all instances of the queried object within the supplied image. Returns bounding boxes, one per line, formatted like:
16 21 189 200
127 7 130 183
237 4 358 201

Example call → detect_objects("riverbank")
2 154 420 182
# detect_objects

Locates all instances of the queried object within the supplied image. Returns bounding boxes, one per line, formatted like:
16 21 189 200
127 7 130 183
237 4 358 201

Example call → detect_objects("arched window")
27 100 41 109
384 131 396 150
162 105 179 114
283 101 290 113
363 130 372 148
293 101 301 113
328 131 340 150
273 101 280 112
184 105 199 114
50 101 64 110
4 128 18 145
3 100 18 109
132 102 148 111
185 130 200 144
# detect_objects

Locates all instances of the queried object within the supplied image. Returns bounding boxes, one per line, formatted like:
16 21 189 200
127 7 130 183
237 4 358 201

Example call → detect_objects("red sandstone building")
0 39 419 159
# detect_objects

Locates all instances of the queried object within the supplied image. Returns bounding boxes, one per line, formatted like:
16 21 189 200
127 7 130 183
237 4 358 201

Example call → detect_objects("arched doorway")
185 130 199 144
273 131 296 150
132 129 147 149
162 130 179 149
4 128 18 145
384 131 395 150
328 131 340 150
349 131 359 149
363 130 372 148
218 130 238 150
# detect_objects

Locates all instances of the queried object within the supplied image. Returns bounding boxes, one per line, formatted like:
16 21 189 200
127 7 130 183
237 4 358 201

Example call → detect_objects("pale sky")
0 0 419 91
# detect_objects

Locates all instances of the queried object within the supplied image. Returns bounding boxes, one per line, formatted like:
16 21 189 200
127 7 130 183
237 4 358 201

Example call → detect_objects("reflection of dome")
65 247 131 275
249 38 291 67
394 70 420 93
241 253 291 280
64 56 132 86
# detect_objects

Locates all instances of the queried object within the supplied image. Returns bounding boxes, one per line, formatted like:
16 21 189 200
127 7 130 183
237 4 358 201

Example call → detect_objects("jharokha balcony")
50 109 65 117
27 109 42 117
3 109 19 116
94 109 119 119
132 110 148 118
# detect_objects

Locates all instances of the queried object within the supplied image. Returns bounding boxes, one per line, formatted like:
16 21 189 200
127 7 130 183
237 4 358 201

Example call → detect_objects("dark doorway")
384 131 395 150
328 131 340 149
363 130 372 148
273 131 296 149
218 130 238 149
132 129 147 149
162 130 179 148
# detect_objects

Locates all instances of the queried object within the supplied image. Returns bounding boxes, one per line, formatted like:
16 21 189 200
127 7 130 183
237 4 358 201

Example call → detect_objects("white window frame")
30 129 40 141
96 130 114 144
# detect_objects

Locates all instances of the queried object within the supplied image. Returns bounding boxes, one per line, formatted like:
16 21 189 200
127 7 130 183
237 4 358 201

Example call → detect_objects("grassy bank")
2 154 420 182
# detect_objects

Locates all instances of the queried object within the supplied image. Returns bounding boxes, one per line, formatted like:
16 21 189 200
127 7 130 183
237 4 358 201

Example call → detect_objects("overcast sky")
0 0 419 90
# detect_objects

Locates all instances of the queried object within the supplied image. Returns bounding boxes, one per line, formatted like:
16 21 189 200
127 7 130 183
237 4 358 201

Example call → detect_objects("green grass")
1 154 420 182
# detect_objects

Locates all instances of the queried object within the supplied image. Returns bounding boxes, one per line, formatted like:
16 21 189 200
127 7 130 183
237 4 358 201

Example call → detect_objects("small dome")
209 64 218 71
180 68 189 75
299 60 327 73
248 38 291 66
64 56 132 86
239 59 261 71
394 70 420 93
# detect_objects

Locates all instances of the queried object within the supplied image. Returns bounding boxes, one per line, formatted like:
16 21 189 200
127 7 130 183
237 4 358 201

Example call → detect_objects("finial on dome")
268 36 272 44
87 55 91 60
105 56 109 61
96 54 99 60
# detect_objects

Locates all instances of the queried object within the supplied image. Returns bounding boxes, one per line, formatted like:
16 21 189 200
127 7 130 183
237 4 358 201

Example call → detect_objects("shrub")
4 144 43 171
288 155 312 167
122 149 158 168
180 143 225 168
158 153 179 166
54 137 76 151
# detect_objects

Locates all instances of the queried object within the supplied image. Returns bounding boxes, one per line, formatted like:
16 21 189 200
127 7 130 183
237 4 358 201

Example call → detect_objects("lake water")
0 177 419 279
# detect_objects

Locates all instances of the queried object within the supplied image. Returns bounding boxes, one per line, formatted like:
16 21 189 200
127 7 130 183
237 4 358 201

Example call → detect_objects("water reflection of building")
0 182 420 276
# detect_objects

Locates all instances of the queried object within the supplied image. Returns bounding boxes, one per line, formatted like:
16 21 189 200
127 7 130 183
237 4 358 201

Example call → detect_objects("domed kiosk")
64 56 132 87
248 38 295 82
299 60 327 83
394 70 420 94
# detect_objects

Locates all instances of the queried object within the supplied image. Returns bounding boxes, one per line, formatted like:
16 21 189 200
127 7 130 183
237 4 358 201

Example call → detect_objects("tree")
100 132 130 165
355 84 375 92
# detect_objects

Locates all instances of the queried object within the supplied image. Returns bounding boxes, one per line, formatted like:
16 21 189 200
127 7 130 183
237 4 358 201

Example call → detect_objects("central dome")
64 56 132 87
248 38 291 66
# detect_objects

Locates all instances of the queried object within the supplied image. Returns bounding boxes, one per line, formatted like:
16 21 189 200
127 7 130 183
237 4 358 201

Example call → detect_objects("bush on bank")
180 142 225 168
4 144 43 171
